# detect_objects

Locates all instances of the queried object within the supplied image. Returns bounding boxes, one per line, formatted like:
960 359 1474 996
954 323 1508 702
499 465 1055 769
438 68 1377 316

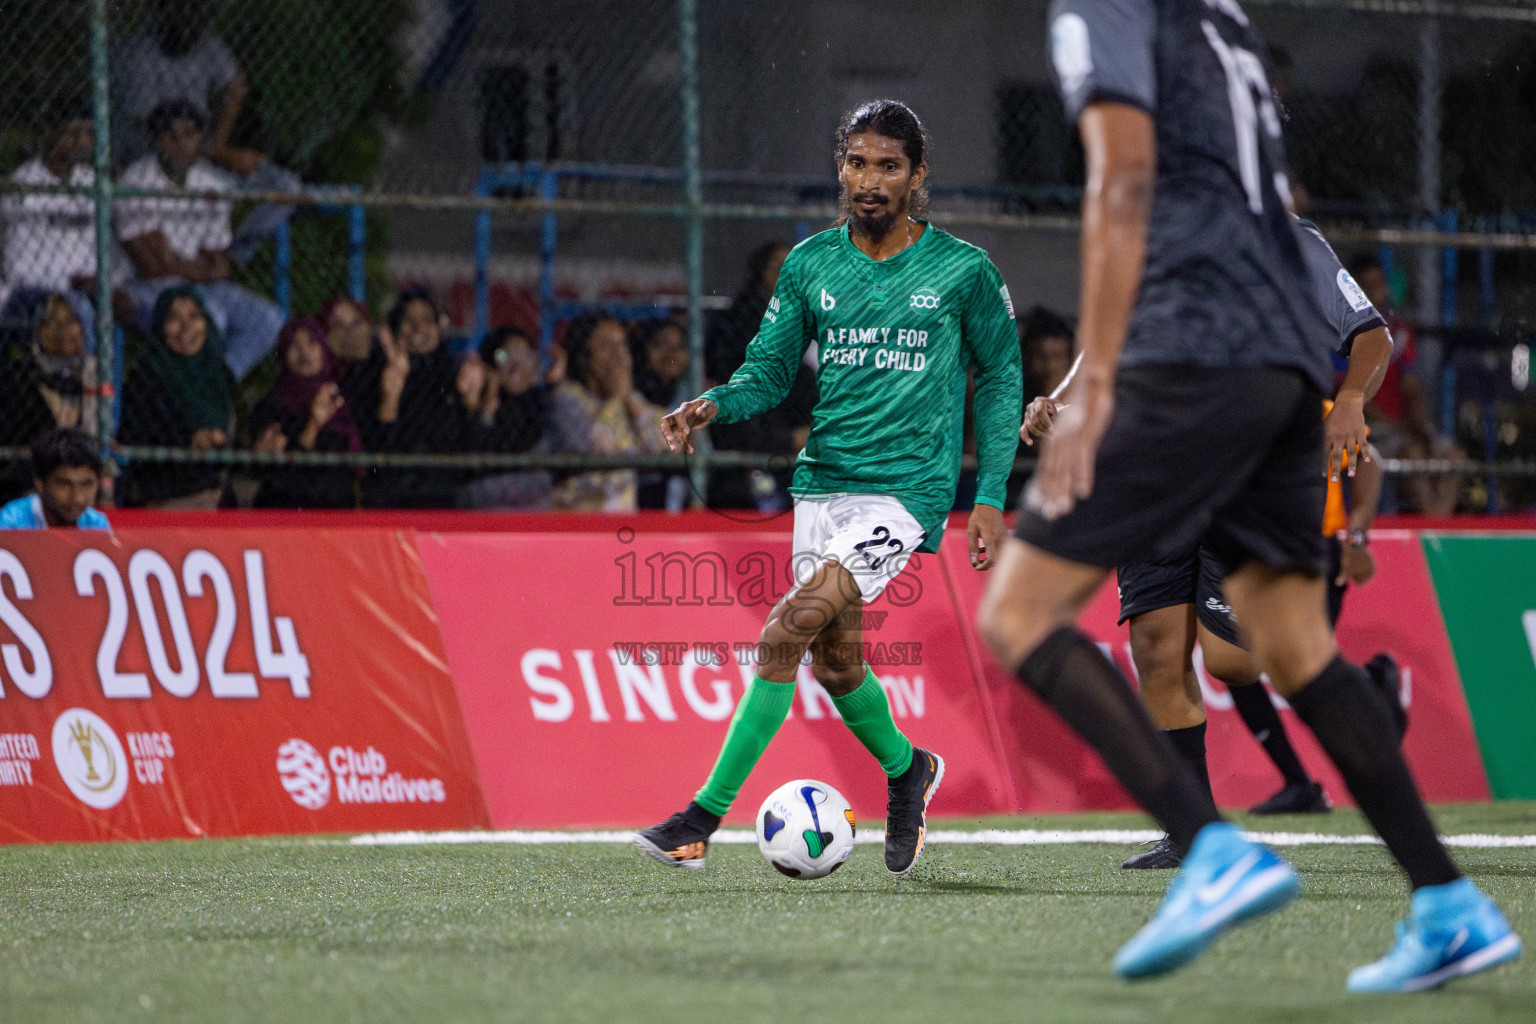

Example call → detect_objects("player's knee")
811 660 863 697
1242 626 1333 696
977 591 1050 672
1128 619 1188 698
1202 643 1258 687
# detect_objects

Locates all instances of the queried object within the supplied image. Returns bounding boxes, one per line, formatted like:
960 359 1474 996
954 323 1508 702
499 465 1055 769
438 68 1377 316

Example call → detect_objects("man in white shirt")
117 99 282 380
1 100 111 340
113 0 299 260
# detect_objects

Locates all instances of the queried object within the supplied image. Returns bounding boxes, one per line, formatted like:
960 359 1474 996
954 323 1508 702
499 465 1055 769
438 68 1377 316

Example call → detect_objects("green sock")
831 666 914 777
694 675 796 817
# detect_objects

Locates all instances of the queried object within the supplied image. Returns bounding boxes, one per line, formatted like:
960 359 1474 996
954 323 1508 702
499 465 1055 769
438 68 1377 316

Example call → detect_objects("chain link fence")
0 0 1532 514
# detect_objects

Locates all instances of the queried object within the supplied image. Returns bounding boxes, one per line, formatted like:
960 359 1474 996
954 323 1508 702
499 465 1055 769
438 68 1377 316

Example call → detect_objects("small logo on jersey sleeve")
765 294 780 323
1051 14 1093 97
1337 269 1374 312
910 288 940 311
999 285 1015 319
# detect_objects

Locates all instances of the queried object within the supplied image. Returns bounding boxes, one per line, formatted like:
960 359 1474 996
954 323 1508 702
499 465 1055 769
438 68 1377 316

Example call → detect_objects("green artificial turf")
3 806 1534 1023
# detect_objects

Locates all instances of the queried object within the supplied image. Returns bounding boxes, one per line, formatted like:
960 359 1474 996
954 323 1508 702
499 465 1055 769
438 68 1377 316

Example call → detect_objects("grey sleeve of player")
1048 0 1157 122
1295 219 1388 356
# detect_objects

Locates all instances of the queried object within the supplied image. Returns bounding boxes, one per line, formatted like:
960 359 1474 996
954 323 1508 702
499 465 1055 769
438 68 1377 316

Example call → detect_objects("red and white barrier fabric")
0 530 488 843
0 516 1491 843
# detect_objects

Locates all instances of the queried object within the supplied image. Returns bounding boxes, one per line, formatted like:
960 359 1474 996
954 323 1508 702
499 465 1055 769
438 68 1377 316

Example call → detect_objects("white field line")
348 828 1536 849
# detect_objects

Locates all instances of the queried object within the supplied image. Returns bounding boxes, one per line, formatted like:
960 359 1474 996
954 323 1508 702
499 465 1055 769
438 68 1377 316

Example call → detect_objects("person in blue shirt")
0 427 110 530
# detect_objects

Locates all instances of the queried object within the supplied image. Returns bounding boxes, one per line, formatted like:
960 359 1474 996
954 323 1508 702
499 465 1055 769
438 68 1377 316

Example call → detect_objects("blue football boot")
1347 877 1521 992
1114 822 1299 978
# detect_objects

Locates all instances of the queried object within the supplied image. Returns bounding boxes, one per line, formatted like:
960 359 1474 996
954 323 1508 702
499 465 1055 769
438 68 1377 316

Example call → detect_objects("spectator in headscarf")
357 287 465 508
457 326 586 510
0 293 99 503
117 284 235 508
248 316 362 508
553 314 667 512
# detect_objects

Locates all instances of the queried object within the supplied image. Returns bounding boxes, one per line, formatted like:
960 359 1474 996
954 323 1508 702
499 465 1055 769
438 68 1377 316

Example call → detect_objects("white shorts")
791 494 926 604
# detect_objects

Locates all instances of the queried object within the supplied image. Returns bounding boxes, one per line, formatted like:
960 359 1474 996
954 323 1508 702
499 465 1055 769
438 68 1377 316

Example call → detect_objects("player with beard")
636 100 1022 875
976 0 1518 988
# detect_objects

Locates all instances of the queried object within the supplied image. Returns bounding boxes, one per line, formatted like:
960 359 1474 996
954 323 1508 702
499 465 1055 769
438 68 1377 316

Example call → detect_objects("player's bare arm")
1325 325 1392 479
660 398 718 454
1021 351 1081 444
1337 440 1384 586
1031 103 1152 519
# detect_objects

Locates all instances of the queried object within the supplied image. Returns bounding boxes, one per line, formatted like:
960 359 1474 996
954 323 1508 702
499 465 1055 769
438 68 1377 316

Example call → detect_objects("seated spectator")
633 318 691 509
553 315 667 512
635 318 690 409
357 288 464 508
705 242 815 509
1007 307 1077 507
1 98 119 339
1349 255 1467 513
321 296 375 365
117 100 283 381
0 427 109 530
114 0 299 260
248 316 361 509
0 293 98 503
319 295 378 414
1019 306 1075 398
458 327 586 510
117 285 235 509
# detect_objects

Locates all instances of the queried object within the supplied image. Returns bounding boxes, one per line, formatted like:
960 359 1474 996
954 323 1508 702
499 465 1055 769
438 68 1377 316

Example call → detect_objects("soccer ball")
755 779 856 879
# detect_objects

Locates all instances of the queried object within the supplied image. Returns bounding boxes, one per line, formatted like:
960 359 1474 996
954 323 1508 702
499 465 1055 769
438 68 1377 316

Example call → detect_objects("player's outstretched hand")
1324 391 1369 481
1020 396 1062 446
1028 379 1113 521
661 398 718 454
967 503 1006 570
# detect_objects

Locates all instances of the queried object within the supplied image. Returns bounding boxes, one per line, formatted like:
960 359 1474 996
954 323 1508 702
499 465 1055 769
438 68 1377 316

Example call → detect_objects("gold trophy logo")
71 719 100 782
66 718 116 793
51 709 129 810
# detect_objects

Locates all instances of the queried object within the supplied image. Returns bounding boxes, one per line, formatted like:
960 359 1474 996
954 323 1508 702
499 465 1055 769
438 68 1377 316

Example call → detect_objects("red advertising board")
939 530 1490 811
418 530 1018 828
0 530 488 843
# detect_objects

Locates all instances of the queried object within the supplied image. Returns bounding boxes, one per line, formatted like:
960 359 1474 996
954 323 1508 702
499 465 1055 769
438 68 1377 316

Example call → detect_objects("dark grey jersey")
1048 0 1334 390
1295 217 1387 356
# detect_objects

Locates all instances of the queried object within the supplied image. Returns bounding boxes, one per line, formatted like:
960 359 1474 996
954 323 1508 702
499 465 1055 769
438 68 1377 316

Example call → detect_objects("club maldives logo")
276 739 447 809
51 709 129 809
276 738 331 810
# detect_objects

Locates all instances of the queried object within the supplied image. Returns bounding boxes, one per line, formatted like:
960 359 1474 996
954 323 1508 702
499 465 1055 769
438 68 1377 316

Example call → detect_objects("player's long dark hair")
834 99 930 224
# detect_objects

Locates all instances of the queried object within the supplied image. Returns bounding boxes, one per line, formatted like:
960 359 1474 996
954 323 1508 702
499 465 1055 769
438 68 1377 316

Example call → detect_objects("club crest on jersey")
909 288 940 311
821 289 836 311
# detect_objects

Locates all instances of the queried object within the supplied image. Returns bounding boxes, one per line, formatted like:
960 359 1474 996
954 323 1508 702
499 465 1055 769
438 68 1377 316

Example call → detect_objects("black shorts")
1118 535 1347 650
1116 543 1243 647
1016 365 1327 577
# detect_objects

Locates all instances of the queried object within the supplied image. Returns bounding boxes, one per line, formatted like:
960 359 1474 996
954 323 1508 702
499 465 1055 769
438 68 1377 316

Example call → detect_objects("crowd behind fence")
0 0 1534 516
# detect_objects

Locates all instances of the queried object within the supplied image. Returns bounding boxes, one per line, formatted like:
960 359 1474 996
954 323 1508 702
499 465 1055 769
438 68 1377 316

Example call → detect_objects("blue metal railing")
272 195 368 320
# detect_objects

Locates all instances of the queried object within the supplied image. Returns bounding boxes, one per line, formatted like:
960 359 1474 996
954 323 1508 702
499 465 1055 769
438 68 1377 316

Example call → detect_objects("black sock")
1019 626 1220 851
1288 656 1461 890
1165 722 1216 815
1227 681 1312 787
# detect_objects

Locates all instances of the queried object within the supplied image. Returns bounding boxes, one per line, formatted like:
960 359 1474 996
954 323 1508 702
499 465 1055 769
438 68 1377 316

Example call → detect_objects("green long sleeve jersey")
702 222 1023 553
